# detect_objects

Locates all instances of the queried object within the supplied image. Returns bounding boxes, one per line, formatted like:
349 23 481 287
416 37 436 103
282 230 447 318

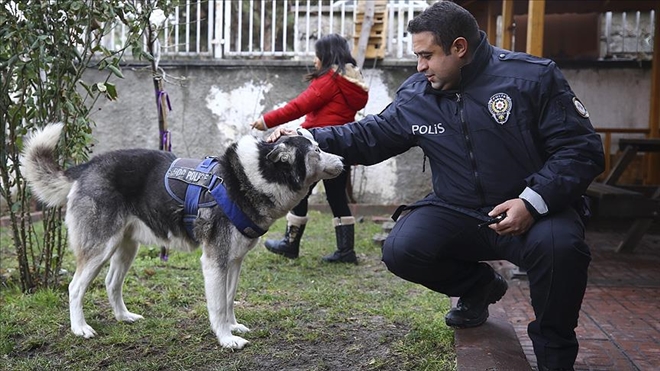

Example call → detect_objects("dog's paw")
230 323 250 333
72 323 97 338
116 312 144 323
219 335 250 350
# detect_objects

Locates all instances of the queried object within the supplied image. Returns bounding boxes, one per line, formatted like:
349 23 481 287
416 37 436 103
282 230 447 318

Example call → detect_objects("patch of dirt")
245 317 410 371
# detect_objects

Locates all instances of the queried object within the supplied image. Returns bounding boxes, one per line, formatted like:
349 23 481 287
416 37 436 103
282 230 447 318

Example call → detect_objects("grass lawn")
0 210 455 370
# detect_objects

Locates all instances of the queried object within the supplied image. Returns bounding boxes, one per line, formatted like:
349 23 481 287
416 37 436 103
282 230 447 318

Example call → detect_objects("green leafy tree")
0 0 175 292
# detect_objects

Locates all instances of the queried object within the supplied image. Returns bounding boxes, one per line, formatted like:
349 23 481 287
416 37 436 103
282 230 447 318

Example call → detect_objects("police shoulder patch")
572 97 589 118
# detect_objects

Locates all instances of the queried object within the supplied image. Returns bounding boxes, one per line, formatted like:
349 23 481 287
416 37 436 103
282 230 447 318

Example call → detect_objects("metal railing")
100 1 654 62
100 0 428 60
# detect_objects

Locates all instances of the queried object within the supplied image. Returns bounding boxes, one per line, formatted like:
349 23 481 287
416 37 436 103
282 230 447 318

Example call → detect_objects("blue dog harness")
164 157 267 240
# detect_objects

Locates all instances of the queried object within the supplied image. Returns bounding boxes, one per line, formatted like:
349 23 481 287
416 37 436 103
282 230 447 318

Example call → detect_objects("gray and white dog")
21 123 343 349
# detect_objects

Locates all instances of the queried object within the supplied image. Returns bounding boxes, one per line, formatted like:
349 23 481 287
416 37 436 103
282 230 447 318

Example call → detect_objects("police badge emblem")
572 97 589 118
488 92 512 124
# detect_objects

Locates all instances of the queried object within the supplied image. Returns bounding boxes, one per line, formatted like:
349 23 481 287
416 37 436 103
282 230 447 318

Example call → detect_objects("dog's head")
264 134 344 188
234 133 344 197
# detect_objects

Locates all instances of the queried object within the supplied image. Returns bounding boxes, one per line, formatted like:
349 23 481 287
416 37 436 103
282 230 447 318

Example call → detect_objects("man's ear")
452 37 468 58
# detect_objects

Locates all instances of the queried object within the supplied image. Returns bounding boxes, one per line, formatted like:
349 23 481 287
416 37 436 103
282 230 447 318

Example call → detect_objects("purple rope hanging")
157 89 173 261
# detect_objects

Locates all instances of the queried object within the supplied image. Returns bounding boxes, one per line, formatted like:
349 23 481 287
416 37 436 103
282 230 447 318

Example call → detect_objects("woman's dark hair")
306 34 357 81
407 1 480 56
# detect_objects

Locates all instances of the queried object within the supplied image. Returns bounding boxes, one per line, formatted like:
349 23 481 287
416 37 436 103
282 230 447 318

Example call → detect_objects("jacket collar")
424 30 492 96
459 31 491 88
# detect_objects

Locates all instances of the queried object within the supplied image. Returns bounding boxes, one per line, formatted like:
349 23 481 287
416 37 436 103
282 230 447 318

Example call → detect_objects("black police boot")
322 217 357 264
264 213 307 259
444 263 508 328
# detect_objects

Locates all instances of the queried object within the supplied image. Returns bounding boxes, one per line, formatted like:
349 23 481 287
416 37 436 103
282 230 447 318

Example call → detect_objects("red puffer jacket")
263 64 369 129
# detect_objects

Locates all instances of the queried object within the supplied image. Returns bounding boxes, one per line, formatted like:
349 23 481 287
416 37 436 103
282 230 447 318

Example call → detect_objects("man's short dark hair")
407 1 481 55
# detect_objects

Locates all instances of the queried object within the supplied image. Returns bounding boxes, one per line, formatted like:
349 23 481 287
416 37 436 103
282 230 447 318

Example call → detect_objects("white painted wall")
87 62 652 205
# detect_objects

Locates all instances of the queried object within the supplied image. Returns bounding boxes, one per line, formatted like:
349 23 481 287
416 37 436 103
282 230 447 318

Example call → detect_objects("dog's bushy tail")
21 123 72 207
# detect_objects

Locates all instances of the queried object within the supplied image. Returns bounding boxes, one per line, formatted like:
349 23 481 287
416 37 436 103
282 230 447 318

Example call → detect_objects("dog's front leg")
226 256 249 333
200 251 249 350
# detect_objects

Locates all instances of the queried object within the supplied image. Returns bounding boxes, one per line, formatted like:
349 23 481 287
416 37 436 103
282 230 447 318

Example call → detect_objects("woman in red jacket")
251 33 369 263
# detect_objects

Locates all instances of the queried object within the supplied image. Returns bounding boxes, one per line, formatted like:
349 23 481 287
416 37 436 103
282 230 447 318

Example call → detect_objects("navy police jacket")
311 32 605 218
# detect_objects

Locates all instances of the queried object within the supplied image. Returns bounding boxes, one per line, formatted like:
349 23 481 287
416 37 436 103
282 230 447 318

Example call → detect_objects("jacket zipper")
457 93 486 205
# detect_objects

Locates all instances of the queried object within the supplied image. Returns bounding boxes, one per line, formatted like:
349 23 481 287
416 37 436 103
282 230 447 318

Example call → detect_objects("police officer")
269 2 604 370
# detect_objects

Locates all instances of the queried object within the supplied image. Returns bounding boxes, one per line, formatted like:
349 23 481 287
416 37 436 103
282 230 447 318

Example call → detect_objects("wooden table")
603 138 660 186
597 138 660 252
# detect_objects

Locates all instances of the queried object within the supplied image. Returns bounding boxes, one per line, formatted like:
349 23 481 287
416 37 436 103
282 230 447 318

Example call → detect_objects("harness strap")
172 157 267 240
209 183 267 239
183 157 217 239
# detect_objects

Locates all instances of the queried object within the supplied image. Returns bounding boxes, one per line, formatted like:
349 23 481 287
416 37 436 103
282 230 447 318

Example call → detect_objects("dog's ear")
266 143 295 164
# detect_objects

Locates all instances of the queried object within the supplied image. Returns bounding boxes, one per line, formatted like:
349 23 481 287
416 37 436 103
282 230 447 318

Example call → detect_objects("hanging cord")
148 10 172 262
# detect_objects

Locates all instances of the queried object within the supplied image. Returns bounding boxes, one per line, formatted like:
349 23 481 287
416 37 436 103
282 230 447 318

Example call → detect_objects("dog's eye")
314 147 321 153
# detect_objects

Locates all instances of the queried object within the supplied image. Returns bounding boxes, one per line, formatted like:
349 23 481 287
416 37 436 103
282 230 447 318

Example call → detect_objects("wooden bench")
586 182 660 253
591 138 660 252
586 182 659 220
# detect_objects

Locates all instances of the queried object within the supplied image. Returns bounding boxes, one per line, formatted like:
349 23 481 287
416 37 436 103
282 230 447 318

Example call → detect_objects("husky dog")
21 123 343 349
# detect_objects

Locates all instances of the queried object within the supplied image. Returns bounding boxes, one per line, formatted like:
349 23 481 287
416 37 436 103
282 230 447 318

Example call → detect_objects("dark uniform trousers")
381 203 591 368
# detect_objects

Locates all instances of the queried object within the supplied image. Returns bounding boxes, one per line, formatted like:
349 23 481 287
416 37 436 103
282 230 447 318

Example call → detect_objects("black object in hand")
478 212 507 229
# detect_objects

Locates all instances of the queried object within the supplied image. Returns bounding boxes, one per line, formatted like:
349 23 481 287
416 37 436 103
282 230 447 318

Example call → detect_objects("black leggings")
291 164 352 218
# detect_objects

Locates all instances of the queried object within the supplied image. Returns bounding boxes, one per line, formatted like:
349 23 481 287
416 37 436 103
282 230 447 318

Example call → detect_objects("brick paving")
493 221 660 371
